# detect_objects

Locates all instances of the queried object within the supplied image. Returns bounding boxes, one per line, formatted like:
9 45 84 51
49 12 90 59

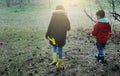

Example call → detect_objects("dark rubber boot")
98 56 104 63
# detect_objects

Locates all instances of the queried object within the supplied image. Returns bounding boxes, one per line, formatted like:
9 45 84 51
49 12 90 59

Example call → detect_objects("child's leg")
51 46 57 65
102 43 106 49
96 41 104 56
95 41 105 63
56 47 63 68
58 47 63 59
52 46 57 53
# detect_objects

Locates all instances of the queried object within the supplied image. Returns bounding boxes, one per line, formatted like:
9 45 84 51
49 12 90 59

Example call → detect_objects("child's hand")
109 32 114 38
90 34 96 38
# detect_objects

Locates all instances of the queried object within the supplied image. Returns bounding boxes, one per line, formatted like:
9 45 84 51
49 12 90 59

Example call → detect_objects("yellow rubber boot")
56 59 62 68
50 53 57 65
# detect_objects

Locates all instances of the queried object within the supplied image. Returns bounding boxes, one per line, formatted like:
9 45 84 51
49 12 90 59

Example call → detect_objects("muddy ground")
0 28 119 76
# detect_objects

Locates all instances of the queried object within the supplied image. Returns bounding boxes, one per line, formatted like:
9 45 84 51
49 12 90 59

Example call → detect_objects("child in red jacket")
92 10 114 63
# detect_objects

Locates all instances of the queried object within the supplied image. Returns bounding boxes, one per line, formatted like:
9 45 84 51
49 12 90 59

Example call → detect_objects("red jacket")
92 22 111 43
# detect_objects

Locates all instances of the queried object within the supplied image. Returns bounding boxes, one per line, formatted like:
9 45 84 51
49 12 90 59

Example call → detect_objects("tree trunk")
6 0 10 7
20 0 23 8
28 0 30 3
49 0 51 8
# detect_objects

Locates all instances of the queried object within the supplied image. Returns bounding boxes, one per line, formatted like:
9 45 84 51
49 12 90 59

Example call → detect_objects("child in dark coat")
46 5 70 68
92 10 114 63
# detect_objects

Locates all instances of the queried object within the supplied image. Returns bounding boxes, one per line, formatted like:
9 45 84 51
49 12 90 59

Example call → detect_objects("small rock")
17 38 20 41
90 41 92 43
8 59 12 62
27 73 33 76
78 49 81 52
0 42 3 45
1 71 4 75
113 58 117 61
48 70 54 74
4 67 8 72
34 70 38 74
18 68 21 72
31 63 35 66
32 53 36 56
36 46 40 49
39 58 44 62
118 54 120 56
111 64 120 72
117 50 120 52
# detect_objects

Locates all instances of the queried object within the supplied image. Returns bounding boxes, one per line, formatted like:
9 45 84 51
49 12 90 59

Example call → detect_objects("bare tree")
96 0 120 22
109 0 120 22
85 0 120 22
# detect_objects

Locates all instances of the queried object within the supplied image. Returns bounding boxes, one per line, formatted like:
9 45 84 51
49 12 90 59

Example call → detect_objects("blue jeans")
52 46 63 59
96 41 106 57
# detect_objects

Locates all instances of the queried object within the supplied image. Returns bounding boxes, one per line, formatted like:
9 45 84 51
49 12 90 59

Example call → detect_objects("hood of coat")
97 18 109 23
52 10 67 15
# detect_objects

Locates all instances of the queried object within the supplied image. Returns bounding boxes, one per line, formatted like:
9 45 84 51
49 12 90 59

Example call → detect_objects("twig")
110 12 120 22
83 9 96 23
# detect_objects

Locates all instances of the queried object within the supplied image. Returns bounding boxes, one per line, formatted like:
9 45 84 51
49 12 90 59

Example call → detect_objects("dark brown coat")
46 10 70 47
